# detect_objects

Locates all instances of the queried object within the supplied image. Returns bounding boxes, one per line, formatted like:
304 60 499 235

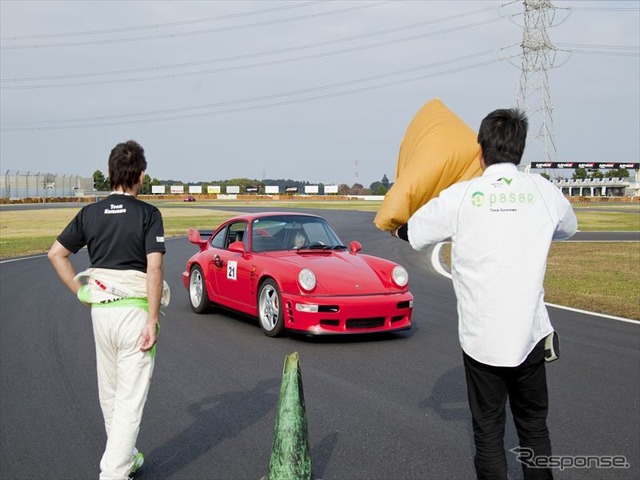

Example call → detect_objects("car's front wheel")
258 279 285 337
189 265 212 313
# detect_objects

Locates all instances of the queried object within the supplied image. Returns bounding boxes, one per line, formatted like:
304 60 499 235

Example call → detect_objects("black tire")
258 279 285 337
189 265 212 313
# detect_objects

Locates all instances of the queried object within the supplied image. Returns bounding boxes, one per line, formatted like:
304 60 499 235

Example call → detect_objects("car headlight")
392 265 409 288
298 268 316 292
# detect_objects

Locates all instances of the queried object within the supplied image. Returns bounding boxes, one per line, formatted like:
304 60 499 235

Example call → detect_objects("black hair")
108 140 147 190
477 109 528 166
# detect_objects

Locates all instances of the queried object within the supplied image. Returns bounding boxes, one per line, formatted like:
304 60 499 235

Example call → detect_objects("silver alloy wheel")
188 265 212 314
258 282 280 332
190 268 204 309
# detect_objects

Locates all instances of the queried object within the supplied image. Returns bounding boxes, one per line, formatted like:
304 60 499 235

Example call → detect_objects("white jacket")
408 163 577 366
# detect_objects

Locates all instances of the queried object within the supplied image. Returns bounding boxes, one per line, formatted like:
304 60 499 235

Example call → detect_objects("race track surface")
1 208 638 480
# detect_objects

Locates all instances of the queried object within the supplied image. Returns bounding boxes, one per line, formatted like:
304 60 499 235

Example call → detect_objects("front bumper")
281 291 413 335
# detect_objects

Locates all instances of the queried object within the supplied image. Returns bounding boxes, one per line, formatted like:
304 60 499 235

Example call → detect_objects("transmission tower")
516 0 559 167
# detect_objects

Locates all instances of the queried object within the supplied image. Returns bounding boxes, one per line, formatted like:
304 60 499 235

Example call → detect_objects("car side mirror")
349 240 362 254
228 241 246 255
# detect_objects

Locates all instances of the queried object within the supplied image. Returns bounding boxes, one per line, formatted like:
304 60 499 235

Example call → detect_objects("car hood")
270 251 399 295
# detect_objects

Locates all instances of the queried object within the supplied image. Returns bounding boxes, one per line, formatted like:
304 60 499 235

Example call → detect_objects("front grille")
346 317 385 329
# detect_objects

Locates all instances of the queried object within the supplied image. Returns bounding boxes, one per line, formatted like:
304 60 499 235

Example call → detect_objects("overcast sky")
1 0 638 187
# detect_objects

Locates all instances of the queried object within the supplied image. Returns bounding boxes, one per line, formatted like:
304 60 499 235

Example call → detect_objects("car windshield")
251 215 345 252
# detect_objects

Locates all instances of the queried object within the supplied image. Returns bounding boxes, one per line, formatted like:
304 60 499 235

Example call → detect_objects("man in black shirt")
48 140 167 480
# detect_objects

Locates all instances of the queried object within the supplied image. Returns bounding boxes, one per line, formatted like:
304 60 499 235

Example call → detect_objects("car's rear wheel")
258 279 285 337
189 265 212 313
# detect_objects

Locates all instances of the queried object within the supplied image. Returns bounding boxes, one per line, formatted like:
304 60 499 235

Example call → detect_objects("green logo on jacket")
471 191 485 207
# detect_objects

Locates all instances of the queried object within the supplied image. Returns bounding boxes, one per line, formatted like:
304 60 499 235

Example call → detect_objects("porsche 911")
182 212 413 336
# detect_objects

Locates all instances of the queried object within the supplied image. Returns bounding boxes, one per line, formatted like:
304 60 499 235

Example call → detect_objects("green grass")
157 207 244 236
574 209 640 231
545 242 640 320
0 235 59 258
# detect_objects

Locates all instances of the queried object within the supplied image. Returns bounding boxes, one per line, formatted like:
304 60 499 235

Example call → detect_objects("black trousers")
463 339 553 480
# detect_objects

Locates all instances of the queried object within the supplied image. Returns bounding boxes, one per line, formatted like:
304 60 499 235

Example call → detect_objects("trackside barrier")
265 352 313 480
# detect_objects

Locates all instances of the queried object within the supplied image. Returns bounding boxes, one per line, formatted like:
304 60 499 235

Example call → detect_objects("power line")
555 42 639 57
567 50 638 57
1 5 497 85
1 51 507 131
2 2 635 134
0 1 393 50
1 15 504 90
4 49 499 126
0 1 325 40
568 6 639 12
556 43 639 51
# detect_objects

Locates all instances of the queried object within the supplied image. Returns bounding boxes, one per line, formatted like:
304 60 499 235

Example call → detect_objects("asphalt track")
1 207 638 480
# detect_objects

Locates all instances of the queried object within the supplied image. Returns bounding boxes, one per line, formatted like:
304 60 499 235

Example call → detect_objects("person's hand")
139 322 158 352
391 224 409 241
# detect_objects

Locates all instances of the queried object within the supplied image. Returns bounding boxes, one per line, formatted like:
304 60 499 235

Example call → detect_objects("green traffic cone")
267 352 313 480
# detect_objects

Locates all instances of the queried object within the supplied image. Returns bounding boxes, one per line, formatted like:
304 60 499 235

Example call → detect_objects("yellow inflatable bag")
374 98 482 231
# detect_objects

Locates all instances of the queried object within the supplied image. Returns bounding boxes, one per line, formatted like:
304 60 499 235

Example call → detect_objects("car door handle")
212 255 223 268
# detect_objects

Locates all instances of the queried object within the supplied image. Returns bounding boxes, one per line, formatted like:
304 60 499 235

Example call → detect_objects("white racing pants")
91 299 155 480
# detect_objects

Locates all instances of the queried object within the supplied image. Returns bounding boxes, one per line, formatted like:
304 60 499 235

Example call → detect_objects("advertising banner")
530 162 639 170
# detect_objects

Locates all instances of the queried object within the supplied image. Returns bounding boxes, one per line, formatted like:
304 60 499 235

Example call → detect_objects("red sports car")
182 212 413 336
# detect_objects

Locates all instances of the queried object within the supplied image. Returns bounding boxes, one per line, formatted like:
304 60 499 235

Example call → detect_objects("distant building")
1 170 93 199
552 177 636 197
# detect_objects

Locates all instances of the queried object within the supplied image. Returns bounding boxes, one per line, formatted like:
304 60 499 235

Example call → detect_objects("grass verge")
574 208 640 231
545 242 639 320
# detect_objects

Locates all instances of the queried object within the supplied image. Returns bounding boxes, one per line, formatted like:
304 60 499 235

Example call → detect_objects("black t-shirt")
57 193 166 272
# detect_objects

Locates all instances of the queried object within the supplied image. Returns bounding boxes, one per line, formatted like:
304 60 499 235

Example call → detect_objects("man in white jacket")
48 140 167 480
393 108 577 479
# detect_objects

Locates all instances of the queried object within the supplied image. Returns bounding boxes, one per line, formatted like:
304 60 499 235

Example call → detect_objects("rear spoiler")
188 228 213 252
